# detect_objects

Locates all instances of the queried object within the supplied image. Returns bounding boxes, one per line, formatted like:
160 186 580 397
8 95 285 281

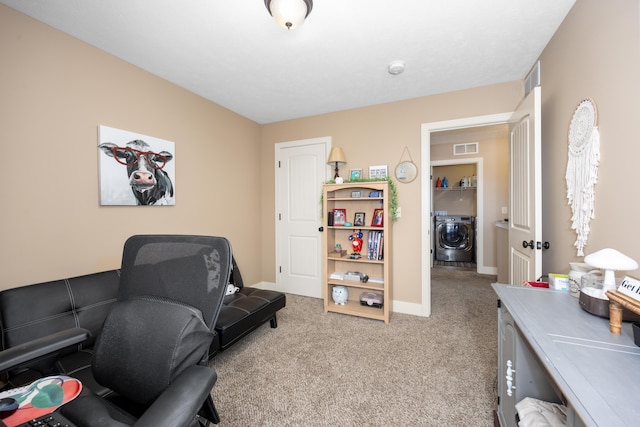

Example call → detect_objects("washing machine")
434 215 475 262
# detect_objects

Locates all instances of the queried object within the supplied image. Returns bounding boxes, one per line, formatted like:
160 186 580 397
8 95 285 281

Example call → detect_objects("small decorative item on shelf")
335 243 342 253
369 165 388 179
349 229 364 255
350 169 362 180
436 177 442 188
353 212 365 226
332 286 348 305
333 208 346 226
360 291 383 308
371 209 383 227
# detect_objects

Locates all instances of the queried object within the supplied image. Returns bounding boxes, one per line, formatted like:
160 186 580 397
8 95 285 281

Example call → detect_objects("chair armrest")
0 328 91 372
134 365 216 427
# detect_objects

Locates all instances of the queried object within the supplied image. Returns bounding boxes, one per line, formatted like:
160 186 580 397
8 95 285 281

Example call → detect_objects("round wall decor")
394 146 418 183
395 161 418 183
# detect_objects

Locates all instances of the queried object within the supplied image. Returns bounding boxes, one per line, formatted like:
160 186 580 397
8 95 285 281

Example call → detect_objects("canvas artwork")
98 125 176 206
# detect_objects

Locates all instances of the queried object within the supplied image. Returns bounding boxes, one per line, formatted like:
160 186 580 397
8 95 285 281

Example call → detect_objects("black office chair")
54 234 233 426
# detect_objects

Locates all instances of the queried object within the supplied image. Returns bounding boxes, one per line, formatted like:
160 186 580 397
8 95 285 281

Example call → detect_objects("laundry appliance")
434 215 475 263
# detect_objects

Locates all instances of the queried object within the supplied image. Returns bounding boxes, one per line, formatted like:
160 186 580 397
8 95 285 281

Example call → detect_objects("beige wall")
261 83 522 304
0 6 262 289
540 0 640 278
7 0 634 307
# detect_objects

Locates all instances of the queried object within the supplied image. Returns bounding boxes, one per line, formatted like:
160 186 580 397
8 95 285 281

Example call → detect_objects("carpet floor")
210 269 498 426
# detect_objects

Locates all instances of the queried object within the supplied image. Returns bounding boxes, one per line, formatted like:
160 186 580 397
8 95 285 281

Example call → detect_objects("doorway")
420 113 511 316
432 159 481 271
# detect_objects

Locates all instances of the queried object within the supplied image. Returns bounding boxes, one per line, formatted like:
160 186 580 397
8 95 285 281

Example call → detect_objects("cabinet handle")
505 360 516 397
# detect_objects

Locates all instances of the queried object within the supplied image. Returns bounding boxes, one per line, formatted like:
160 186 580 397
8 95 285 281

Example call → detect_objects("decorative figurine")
332 285 349 305
349 229 364 255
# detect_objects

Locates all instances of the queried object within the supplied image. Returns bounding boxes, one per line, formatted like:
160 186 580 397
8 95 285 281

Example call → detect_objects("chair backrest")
91 234 232 405
117 234 232 329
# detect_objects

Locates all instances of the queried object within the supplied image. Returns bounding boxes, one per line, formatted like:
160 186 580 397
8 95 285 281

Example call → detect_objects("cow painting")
99 139 175 206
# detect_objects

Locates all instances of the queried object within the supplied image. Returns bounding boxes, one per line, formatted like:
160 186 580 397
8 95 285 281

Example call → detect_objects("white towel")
515 397 567 427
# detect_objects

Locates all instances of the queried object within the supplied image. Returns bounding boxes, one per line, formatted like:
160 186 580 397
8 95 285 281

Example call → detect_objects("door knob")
318 227 324 232
522 240 534 249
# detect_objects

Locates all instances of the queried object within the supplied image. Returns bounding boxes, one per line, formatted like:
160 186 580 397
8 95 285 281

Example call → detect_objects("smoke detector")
388 60 405 75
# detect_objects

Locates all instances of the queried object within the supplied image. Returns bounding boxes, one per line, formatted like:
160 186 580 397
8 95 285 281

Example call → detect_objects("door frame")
430 157 484 271
421 113 512 317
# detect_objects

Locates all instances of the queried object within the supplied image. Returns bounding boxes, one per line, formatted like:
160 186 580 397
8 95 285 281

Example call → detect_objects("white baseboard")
392 300 426 317
249 281 427 318
478 265 498 275
251 281 276 290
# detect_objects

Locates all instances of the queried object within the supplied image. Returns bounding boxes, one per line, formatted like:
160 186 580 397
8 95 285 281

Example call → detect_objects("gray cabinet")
497 301 564 426
493 284 640 427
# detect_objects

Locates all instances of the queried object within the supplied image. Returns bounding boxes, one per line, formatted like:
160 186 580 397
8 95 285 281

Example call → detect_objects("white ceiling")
1 0 575 124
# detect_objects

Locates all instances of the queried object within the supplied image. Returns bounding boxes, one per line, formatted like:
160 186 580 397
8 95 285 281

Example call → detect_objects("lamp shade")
264 0 313 30
327 147 346 165
327 147 346 180
584 248 638 294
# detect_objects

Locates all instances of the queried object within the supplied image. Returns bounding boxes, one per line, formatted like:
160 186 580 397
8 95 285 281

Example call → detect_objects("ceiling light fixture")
264 0 313 30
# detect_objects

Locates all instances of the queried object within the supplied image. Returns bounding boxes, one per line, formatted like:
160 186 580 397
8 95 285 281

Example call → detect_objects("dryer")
434 215 475 262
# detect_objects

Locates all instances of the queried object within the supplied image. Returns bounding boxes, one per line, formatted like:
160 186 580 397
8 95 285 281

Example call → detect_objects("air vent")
453 142 478 155
524 60 541 97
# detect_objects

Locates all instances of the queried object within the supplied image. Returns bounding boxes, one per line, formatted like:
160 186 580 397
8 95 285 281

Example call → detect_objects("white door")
508 86 542 284
275 137 330 298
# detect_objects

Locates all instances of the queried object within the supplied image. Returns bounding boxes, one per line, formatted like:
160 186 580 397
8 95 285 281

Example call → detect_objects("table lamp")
327 147 346 182
584 248 638 298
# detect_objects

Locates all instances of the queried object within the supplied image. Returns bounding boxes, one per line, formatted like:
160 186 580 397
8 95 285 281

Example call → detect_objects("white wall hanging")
566 98 600 256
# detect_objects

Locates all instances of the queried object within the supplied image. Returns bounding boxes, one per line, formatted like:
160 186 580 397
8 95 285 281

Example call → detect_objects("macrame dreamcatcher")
566 98 600 256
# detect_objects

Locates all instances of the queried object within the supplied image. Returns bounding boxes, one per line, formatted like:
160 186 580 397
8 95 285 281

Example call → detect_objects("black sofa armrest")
135 365 216 427
0 328 90 372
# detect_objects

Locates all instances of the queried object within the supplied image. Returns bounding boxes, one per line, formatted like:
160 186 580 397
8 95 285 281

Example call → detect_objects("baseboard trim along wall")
255 281 426 317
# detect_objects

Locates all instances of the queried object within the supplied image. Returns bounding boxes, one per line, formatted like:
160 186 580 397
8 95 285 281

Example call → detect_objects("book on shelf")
367 230 384 260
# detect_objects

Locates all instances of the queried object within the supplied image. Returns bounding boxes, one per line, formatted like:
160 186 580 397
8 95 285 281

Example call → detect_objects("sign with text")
617 276 640 302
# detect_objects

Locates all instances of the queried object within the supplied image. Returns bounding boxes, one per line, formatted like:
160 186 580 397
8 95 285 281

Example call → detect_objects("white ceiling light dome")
265 0 313 30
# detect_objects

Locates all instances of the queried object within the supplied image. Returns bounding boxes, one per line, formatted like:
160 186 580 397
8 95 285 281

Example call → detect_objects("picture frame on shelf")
368 191 381 198
371 209 384 227
333 208 347 226
354 212 366 227
350 169 362 180
369 165 388 179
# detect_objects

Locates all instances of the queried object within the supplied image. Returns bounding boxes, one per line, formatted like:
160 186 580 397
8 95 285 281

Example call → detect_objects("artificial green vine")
321 176 399 222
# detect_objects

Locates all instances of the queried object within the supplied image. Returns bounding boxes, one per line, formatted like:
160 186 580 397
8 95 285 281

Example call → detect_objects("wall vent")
524 60 541 97
453 142 478 155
